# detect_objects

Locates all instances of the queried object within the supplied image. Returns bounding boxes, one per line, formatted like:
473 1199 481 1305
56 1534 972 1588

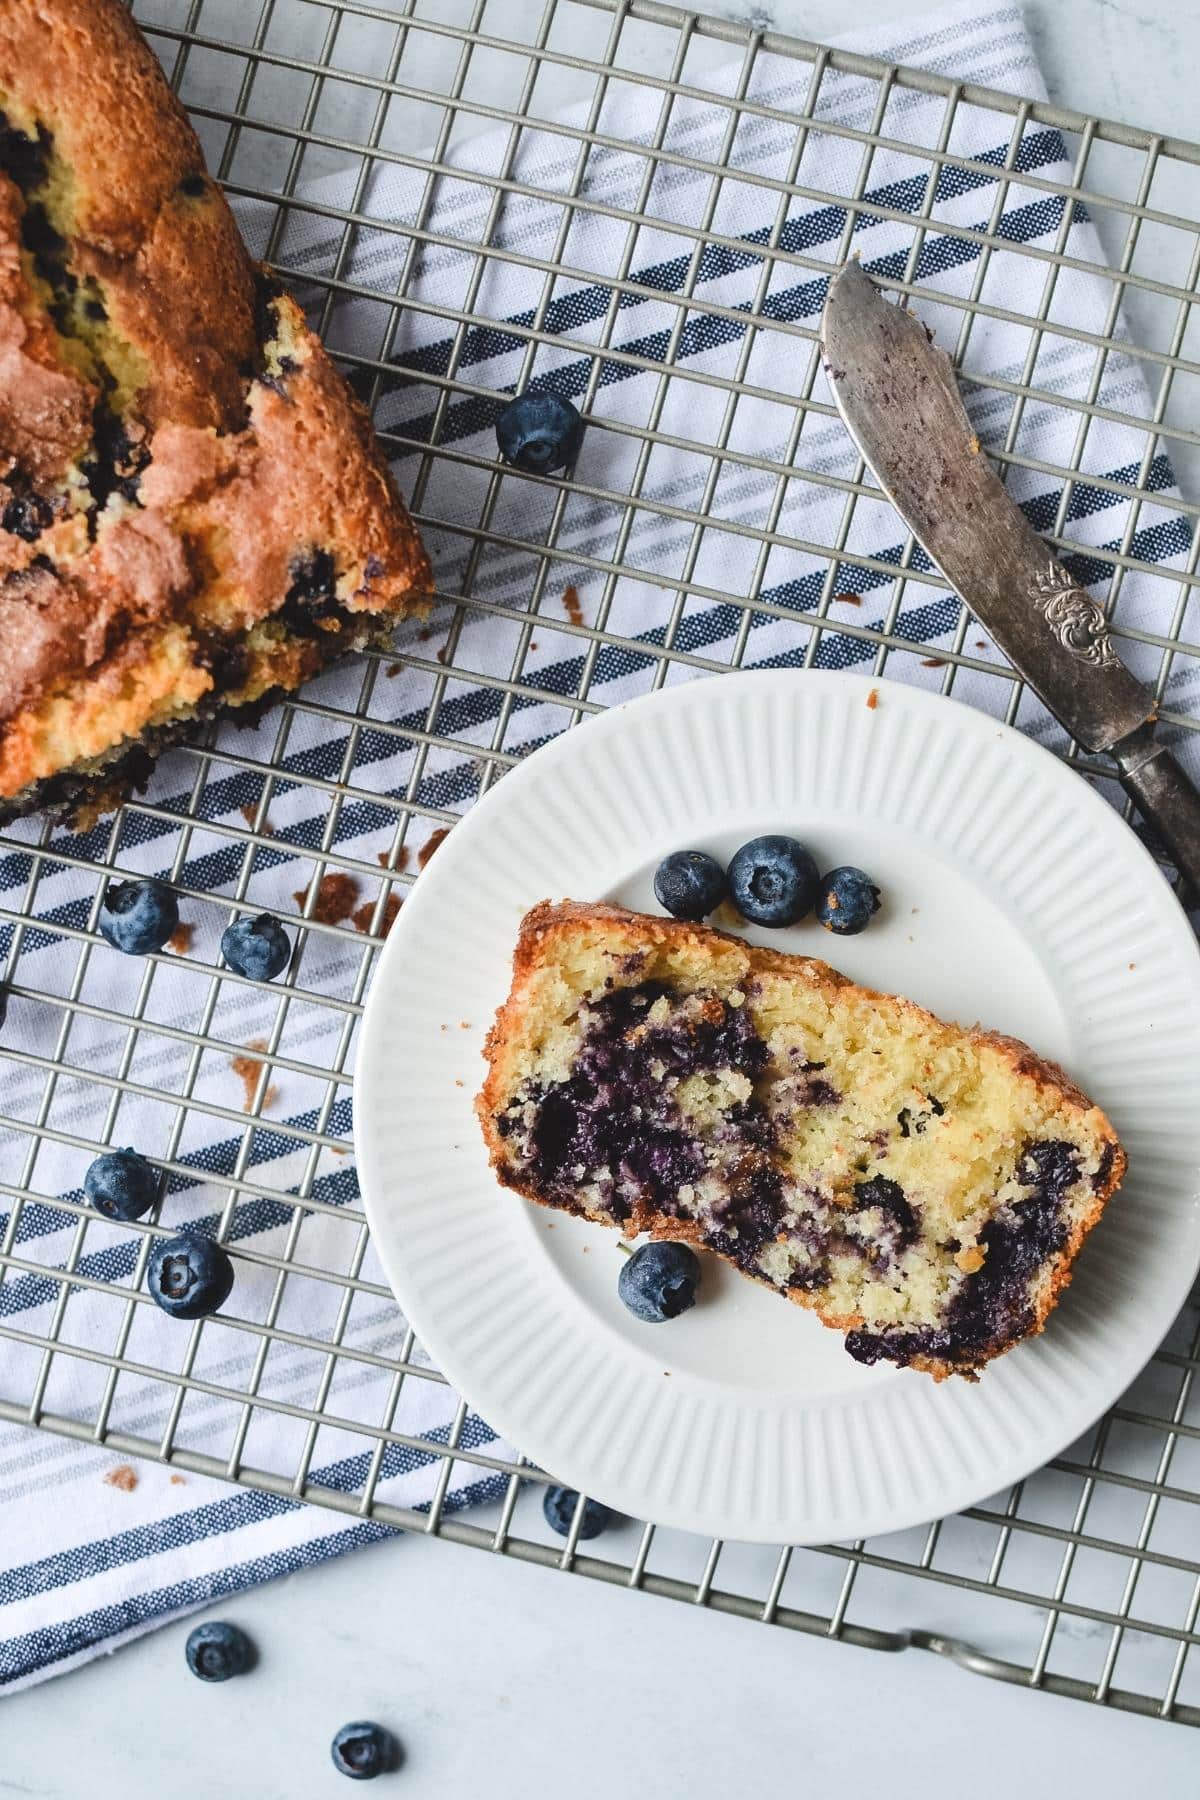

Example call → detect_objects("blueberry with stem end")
653 850 727 922
98 878 179 955
84 1147 159 1221
727 835 819 928
495 391 584 473
331 1722 400 1781
147 1233 234 1319
185 1621 254 1682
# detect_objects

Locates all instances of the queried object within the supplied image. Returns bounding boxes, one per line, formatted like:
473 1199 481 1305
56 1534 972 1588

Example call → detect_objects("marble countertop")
4 2 1199 1795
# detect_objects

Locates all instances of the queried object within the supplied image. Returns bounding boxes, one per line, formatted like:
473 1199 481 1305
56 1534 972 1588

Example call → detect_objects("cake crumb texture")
0 0 430 823
478 903 1125 1380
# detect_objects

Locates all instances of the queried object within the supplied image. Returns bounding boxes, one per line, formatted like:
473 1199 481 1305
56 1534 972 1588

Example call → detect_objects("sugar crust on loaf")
0 0 430 824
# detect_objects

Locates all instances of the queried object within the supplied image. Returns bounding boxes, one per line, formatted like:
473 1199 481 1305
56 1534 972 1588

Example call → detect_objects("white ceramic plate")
356 671 1200 1544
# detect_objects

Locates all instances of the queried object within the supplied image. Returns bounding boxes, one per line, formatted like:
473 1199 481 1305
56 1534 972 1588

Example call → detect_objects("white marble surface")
5 2 1200 1794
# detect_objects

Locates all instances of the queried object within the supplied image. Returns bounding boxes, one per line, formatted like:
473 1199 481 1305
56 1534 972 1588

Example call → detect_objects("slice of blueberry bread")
0 0 430 825
479 903 1125 1380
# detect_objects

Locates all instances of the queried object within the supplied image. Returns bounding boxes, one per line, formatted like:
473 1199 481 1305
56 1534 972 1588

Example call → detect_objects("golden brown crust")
479 901 1126 1381
0 0 432 818
0 0 259 430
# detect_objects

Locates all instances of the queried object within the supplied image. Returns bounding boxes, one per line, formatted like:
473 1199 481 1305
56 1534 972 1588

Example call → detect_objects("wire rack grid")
2 0 1200 1727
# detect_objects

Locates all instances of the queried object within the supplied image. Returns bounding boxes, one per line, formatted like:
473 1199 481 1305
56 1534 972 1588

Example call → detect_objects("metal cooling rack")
2 0 1200 1728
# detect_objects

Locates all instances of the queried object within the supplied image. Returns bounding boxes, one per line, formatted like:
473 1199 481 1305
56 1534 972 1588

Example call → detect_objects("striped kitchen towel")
0 0 1192 1689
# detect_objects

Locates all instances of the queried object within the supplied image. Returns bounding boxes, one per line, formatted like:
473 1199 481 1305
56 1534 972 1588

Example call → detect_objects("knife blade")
819 259 1200 895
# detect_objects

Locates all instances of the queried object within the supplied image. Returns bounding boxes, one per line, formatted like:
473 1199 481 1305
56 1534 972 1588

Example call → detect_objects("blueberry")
542 1485 612 1539
3 492 54 541
495 391 584 473
331 1721 399 1781
185 1620 253 1682
617 1240 701 1322
84 1147 158 1221
221 914 291 982
653 850 727 922
98 878 179 956
147 1232 234 1319
727 835 819 927
816 865 881 935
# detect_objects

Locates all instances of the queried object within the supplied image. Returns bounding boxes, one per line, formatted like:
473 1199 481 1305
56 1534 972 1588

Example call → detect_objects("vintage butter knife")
820 259 1200 895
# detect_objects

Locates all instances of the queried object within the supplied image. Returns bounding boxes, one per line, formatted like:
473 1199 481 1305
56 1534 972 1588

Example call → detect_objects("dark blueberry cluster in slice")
520 980 771 1224
850 1174 917 1264
284 547 338 623
0 110 51 193
2 489 55 542
82 411 151 512
701 1163 788 1269
845 1139 1080 1370
251 269 286 353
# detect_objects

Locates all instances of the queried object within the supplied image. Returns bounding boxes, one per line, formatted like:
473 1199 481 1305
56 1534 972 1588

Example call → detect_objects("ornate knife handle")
1028 563 1122 671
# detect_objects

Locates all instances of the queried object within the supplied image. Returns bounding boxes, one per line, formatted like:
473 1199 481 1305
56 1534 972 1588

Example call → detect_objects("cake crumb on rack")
562 584 584 627
231 1040 279 1112
866 687 879 709
419 827 451 869
353 893 401 938
167 922 195 955
294 871 360 924
104 1464 138 1493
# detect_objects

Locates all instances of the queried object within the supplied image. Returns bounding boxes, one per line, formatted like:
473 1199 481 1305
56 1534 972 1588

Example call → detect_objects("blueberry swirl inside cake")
479 903 1125 1380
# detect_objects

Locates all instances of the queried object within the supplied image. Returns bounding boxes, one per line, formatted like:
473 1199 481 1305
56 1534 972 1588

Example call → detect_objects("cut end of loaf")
478 902 1125 1380
0 1 431 825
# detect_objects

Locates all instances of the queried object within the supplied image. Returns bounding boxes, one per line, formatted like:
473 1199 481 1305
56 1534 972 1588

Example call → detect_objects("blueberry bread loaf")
0 0 430 825
478 903 1125 1380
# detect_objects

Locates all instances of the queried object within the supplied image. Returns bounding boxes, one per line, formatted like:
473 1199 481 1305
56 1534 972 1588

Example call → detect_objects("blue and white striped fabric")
0 0 1192 1689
